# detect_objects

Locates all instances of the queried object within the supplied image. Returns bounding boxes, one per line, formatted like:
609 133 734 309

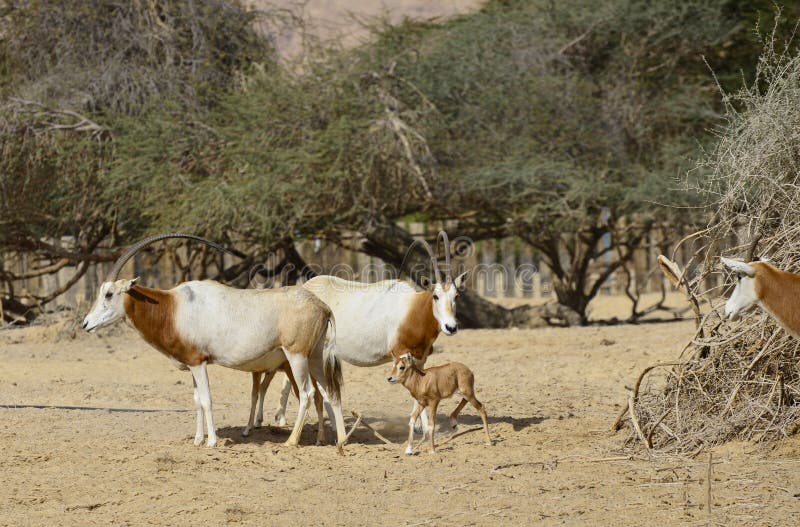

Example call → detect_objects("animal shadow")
450 414 546 432
215 424 296 446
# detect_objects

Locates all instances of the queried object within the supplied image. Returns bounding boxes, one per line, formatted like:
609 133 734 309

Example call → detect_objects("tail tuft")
323 316 343 402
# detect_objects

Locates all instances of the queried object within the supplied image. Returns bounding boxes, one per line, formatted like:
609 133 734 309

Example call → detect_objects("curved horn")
437 230 451 282
110 233 235 280
403 238 441 285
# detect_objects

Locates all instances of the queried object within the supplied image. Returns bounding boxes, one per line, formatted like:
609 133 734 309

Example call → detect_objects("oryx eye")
399 365 405 371
105 292 113 299
433 294 439 301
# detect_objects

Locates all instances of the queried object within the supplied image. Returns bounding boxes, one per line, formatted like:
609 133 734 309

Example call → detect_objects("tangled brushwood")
616 33 800 454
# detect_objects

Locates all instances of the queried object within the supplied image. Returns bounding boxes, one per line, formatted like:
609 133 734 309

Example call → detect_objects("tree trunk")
1 296 39 324
456 288 547 328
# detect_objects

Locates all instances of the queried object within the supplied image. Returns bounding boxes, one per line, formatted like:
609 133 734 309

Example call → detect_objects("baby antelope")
387 353 490 454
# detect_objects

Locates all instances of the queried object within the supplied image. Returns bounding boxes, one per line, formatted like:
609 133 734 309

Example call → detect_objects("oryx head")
82 233 234 333
417 231 469 336
721 257 760 321
387 353 415 384
82 278 139 332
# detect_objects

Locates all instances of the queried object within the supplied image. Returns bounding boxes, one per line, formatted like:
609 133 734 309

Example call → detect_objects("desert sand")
2 298 800 526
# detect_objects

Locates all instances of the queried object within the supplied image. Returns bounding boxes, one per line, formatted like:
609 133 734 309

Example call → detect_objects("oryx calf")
387 353 491 454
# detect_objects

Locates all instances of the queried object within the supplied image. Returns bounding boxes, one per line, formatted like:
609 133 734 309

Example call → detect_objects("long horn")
437 230 451 282
403 238 441 284
110 233 236 280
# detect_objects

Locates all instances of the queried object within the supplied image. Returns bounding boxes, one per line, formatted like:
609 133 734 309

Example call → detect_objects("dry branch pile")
617 37 800 454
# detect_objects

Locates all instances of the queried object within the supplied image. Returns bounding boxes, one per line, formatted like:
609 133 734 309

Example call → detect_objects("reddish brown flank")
123 285 209 366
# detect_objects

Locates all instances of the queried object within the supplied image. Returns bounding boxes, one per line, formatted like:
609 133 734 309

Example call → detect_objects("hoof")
404 445 414 455
337 443 344 456
194 436 204 446
254 420 263 429
206 438 217 448
241 428 251 437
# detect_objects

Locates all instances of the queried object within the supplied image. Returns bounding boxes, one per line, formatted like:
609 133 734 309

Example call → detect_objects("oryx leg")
417 406 433 438
449 398 468 430
188 362 217 447
275 376 293 426
427 399 440 454
410 354 432 436
311 378 326 446
465 394 491 446
254 369 278 429
192 376 203 446
243 371 262 437
307 353 346 453
406 401 424 455
283 352 313 447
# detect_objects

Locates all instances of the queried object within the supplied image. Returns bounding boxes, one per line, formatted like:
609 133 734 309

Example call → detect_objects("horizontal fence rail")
1 222 720 313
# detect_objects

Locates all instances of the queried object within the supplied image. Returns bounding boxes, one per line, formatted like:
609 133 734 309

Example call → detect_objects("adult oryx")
252 231 468 435
81 233 347 453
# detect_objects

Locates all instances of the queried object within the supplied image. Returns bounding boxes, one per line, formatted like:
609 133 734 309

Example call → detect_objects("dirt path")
2 320 800 526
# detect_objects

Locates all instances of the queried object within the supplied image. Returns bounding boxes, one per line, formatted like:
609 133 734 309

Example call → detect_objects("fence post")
501 237 516 297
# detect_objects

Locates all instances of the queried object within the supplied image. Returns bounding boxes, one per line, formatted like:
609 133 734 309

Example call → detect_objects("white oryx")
250 231 468 435
721 256 800 336
82 233 347 453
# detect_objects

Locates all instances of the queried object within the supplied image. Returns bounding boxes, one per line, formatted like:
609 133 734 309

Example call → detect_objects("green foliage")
0 0 271 248
3 0 800 317
0 113 115 244
0 0 271 113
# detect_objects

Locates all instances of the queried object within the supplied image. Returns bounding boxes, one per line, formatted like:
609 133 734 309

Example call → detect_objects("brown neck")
122 285 206 366
753 263 800 335
401 364 426 394
395 291 440 359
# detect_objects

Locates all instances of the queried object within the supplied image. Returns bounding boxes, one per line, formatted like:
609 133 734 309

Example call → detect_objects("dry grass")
618 29 800 454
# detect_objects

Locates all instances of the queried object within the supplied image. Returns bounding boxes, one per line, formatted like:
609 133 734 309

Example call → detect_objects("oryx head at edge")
416 231 469 336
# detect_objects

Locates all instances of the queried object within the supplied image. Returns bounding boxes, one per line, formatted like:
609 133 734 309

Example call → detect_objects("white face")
431 272 468 335
724 274 759 321
721 258 758 321
82 278 138 332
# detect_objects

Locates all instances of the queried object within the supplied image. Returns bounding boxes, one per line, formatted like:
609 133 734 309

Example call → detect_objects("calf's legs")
405 401 424 455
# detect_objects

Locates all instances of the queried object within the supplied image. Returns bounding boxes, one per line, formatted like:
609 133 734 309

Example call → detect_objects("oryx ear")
420 274 434 291
122 277 139 292
454 271 469 290
720 257 755 277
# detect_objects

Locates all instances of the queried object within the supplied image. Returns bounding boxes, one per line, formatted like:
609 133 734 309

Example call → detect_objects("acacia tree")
327 0 770 324
0 0 271 321
355 0 800 325
3 0 798 327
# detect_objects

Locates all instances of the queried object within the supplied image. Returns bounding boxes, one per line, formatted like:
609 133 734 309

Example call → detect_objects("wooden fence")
1 223 714 310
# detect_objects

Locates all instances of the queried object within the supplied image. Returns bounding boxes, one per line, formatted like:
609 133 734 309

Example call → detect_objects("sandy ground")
2 299 800 526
